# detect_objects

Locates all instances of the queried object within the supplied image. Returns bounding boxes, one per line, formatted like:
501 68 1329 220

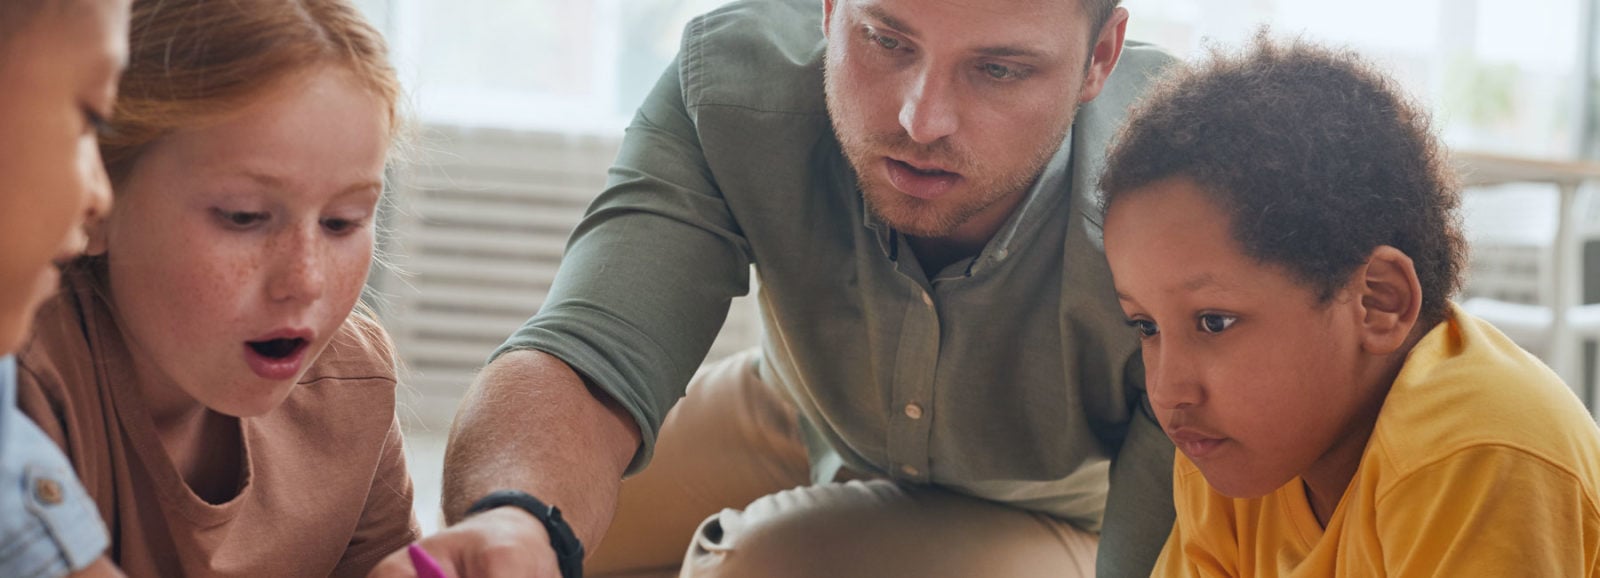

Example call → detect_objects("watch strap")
466 490 584 578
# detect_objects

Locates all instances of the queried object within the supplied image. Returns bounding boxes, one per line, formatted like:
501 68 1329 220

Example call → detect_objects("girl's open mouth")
243 337 310 380
248 337 306 360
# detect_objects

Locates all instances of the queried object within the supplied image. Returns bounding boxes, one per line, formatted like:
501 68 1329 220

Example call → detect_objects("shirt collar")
971 127 1074 274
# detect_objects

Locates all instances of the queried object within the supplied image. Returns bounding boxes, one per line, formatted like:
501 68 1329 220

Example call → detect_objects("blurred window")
352 0 1596 157
1129 0 1588 157
366 0 735 133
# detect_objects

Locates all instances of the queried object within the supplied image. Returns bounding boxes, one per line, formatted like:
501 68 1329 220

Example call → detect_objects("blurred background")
340 0 1600 532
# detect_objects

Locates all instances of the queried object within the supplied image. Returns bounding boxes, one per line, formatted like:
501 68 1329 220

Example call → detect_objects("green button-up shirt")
497 0 1177 574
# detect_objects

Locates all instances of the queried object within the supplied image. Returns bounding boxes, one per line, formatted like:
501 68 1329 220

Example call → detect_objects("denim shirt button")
34 477 64 506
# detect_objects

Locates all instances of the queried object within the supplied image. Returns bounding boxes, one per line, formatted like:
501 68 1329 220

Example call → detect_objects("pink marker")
408 543 447 578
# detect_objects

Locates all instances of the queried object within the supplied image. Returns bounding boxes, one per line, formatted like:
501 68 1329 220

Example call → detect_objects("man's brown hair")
1099 33 1467 325
1084 0 1120 38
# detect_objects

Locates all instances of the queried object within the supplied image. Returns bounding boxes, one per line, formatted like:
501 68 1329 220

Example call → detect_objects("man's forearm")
441 349 643 548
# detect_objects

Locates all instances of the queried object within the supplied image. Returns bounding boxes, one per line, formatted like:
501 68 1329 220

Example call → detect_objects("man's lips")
1167 427 1227 459
894 156 957 174
883 157 962 200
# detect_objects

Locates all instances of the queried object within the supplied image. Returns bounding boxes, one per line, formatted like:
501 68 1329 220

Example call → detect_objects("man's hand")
367 507 559 578
374 350 640 578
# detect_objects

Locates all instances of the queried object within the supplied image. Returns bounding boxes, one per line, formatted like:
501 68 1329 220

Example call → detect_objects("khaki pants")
587 350 1098 578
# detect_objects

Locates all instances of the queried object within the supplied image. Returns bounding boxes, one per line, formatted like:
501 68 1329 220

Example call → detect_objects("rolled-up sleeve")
491 50 754 476
0 357 109 578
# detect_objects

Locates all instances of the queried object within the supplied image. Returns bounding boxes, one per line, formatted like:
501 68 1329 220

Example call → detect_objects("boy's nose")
1147 345 1205 411
55 140 117 259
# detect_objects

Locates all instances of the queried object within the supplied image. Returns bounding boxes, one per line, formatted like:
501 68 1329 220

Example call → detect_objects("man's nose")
898 67 960 144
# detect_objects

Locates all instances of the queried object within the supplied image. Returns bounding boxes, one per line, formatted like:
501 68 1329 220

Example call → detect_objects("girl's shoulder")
270 311 403 442
297 310 400 389
15 275 100 405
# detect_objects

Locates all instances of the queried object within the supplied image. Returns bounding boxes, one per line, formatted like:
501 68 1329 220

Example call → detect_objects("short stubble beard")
823 57 1075 240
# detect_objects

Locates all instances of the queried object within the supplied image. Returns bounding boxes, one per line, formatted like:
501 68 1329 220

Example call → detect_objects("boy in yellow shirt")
1098 35 1600 577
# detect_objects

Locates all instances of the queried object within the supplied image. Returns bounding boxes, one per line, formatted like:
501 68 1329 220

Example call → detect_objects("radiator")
376 125 761 429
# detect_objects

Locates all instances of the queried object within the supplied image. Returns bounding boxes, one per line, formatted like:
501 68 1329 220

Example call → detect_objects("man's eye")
981 62 1017 80
1127 319 1159 338
1198 314 1237 334
865 27 900 50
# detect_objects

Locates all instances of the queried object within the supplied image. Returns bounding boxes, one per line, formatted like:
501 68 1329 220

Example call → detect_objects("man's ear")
822 0 837 36
1077 7 1129 105
1354 245 1423 356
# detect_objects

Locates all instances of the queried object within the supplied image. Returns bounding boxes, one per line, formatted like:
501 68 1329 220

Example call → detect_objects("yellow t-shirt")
1151 304 1600 577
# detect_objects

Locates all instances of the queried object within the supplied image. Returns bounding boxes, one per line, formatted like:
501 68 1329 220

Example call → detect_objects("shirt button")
34 477 64 505
901 465 920 477
904 403 923 420
921 291 933 307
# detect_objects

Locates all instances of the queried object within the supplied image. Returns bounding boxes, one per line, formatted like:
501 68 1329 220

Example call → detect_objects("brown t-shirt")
15 273 421 577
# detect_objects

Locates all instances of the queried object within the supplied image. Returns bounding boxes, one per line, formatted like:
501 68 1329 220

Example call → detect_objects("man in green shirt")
374 0 1177 576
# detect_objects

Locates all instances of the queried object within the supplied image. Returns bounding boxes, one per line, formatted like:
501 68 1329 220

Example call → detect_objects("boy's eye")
214 209 269 229
1126 319 1159 338
1197 314 1237 334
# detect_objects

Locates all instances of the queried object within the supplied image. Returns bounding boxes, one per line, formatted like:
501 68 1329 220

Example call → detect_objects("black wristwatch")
466 490 585 578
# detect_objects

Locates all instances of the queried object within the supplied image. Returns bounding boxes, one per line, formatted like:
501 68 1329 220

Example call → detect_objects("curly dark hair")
1099 33 1467 325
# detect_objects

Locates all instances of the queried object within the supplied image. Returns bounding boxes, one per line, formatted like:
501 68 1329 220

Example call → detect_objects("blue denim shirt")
0 356 108 577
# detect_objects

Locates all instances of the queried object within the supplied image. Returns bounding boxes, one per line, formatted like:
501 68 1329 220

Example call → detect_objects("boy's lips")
52 228 90 263
27 267 61 306
1167 427 1228 459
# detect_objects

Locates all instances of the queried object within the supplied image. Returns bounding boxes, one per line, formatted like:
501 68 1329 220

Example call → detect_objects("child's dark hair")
1099 33 1467 325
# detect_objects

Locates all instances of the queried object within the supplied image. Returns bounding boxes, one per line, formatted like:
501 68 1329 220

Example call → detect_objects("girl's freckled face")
99 67 389 417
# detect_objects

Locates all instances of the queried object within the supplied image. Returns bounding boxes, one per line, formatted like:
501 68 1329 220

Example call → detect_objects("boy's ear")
1355 245 1423 356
